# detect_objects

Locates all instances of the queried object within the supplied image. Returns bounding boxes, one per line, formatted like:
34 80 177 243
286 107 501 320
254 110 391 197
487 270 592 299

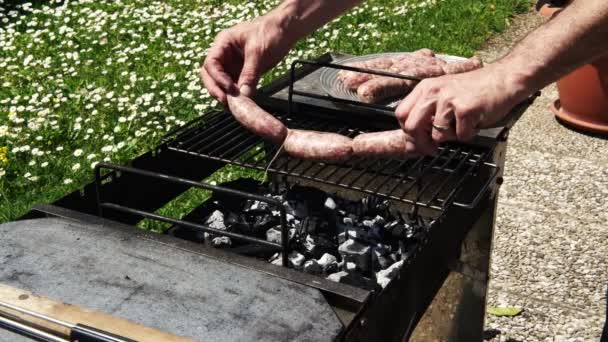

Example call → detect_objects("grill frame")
13 52 539 341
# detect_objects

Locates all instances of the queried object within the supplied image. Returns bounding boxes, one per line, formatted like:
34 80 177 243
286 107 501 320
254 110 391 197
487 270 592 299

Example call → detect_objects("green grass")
0 0 532 225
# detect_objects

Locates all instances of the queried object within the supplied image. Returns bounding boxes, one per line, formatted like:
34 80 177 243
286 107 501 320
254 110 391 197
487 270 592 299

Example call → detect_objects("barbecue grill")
1 52 538 341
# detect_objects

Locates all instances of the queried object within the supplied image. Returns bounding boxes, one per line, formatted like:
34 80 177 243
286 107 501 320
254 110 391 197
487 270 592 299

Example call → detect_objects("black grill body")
12 53 537 341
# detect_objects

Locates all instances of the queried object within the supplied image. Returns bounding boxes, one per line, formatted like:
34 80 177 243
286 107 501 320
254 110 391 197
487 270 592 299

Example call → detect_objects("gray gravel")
478 8 608 342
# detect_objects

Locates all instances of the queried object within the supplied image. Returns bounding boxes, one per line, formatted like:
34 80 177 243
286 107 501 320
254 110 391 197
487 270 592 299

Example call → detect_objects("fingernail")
240 85 254 97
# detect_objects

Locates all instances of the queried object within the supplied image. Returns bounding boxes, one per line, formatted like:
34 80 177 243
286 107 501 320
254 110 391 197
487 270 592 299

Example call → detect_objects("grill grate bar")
165 110 496 211
427 150 474 204
174 111 232 149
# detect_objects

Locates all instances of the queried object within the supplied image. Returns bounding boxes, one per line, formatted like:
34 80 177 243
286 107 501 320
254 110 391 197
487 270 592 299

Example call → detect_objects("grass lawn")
0 0 531 227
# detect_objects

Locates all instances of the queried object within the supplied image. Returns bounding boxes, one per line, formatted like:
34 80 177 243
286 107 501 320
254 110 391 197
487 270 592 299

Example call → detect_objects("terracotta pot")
539 1 608 134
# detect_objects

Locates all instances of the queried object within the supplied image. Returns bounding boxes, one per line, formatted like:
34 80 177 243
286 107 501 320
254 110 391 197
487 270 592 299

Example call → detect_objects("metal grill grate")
164 110 499 211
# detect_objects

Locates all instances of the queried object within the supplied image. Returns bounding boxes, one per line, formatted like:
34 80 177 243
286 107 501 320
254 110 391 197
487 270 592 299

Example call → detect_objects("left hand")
395 65 527 155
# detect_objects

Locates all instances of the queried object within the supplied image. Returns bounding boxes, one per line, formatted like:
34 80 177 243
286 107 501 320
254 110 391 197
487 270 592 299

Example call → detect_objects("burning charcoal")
337 223 366 241
254 214 275 229
362 219 374 228
389 252 401 263
205 210 226 230
266 227 282 244
324 197 337 210
372 215 385 227
244 200 270 213
338 239 371 272
285 200 310 218
225 211 248 232
376 260 404 288
211 236 232 248
303 260 323 274
288 251 306 269
298 216 329 236
317 253 339 273
285 185 327 216
302 234 336 259
372 245 394 271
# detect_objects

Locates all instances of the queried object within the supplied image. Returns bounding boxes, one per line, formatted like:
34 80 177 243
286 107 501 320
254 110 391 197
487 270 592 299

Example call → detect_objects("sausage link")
227 94 288 145
442 56 483 74
357 64 445 103
284 129 353 163
353 130 409 158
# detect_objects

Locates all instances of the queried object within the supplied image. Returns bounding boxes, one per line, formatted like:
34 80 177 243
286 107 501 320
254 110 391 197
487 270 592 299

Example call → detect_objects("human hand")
201 16 294 103
395 65 528 155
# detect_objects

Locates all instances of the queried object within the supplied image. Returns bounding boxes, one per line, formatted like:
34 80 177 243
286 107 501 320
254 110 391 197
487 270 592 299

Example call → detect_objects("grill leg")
409 196 496 341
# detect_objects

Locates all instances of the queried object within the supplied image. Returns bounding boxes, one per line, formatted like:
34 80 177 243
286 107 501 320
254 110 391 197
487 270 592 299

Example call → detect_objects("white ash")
211 236 231 248
343 217 354 225
346 262 357 271
376 260 404 288
288 251 305 269
324 197 337 210
327 271 348 283
205 210 226 230
269 253 283 266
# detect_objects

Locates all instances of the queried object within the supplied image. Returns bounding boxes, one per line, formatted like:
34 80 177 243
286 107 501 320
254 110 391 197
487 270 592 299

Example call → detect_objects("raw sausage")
338 49 439 90
227 94 288 145
357 64 445 103
284 129 353 162
353 130 409 158
442 56 483 74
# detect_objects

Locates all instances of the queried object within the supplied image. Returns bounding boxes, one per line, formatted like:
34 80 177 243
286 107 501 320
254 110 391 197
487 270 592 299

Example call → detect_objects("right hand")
201 16 294 103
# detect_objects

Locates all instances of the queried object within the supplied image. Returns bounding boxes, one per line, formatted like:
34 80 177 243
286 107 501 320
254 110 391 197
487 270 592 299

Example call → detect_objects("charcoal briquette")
376 260 404 288
327 271 348 283
303 259 323 274
324 197 337 210
338 239 371 272
211 236 232 248
205 210 226 230
266 227 282 244
317 253 338 272
288 251 306 269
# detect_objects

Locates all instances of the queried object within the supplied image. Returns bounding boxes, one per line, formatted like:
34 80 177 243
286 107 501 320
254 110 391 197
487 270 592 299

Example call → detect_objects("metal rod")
101 203 284 249
95 163 283 207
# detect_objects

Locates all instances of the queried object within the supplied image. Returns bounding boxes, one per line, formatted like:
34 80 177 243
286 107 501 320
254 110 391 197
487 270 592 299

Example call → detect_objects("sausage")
284 129 353 162
227 94 288 145
442 56 483 74
353 130 409 158
357 64 445 103
338 57 396 89
338 49 439 90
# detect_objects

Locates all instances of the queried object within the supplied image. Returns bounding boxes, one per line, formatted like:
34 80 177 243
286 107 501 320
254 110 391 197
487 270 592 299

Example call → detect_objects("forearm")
495 0 608 99
264 0 362 43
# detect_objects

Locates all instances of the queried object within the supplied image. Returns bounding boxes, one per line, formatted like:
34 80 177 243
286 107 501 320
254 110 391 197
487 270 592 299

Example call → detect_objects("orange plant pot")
539 2 608 134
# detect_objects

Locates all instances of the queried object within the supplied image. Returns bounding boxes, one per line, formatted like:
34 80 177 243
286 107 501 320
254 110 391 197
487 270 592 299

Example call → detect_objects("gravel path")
477 10 608 342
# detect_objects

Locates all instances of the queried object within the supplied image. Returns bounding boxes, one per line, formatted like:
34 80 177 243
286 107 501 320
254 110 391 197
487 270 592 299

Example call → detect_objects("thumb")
237 50 262 97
